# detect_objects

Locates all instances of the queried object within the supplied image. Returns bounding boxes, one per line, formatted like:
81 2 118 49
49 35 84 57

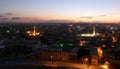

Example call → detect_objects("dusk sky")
0 0 120 23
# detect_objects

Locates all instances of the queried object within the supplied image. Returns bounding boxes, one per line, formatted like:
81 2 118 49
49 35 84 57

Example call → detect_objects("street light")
84 58 89 69
51 56 54 64
85 58 88 62
101 61 110 69
101 65 109 69
83 58 88 64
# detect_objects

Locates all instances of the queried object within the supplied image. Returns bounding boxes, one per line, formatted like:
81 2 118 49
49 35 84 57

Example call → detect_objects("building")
90 47 103 65
26 26 42 37
90 48 99 65
76 27 101 37
38 45 78 61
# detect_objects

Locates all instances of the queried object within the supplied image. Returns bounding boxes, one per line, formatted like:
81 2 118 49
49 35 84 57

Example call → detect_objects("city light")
102 45 106 47
26 26 42 36
101 65 109 69
112 36 117 43
6 30 10 33
80 27 100 37
79 40 86 46
101 61 110 69
85 58 88 62
60 44 64 47
0 23 120 69
56 43 73 47
97 48 103 58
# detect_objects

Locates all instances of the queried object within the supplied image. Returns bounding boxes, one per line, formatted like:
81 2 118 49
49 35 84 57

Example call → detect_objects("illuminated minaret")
80 26 98 37
93 27 96 35
33 26 36 34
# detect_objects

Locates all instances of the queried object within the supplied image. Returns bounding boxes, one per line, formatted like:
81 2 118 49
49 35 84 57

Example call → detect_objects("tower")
93 27 96 35
33 26 36 33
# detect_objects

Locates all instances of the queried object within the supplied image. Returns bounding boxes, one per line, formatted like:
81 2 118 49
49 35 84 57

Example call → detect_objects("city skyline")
0 0 120 23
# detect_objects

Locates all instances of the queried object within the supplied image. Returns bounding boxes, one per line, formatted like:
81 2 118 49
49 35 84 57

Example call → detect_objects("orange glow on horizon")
1 13 120 23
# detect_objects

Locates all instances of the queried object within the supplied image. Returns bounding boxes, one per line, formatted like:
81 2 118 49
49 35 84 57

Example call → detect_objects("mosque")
76 27 100 37
26 26 42 36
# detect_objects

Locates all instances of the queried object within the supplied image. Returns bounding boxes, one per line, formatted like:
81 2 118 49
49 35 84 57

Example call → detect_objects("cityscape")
0 0 120 69
0 23 120 69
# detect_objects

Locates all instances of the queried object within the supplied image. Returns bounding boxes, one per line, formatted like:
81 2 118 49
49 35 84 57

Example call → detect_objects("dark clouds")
0 13 14 20
80 16 94 19
0 13 25 21
0 16 28 21
11 17 22 20
0 17 9 20
0 13 38 23
5 13 14 16
0 15 4 17
80 14 107 19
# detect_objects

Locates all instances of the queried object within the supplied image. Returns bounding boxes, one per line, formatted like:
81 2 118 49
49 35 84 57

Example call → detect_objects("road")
35 61 109 69
0 60 108 69
0 60 109 69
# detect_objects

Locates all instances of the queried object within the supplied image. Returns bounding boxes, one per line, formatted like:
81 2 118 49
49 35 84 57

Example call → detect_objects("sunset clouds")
0 0 120 23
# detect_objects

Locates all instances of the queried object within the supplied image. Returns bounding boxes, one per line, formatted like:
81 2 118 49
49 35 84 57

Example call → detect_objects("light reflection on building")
79 40 86 46
112 36 117 43
97 47 103 59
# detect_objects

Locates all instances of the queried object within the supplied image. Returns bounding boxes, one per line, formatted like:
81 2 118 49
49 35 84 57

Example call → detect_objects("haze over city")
0 0 120 23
